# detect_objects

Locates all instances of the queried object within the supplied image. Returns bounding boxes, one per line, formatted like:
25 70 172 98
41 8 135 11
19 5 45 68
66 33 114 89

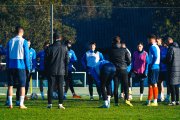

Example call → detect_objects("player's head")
15 26 24 37
43 41 50 50
156 37 163 46
148 34 156 44
167 37 173 45
112 36 121 48
137 42 144 52
53 31 62 41
65 40 72 49
89 42 96 51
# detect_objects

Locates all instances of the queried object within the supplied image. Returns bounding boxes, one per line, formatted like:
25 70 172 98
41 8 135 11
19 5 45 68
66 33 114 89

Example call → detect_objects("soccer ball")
30 93 38 100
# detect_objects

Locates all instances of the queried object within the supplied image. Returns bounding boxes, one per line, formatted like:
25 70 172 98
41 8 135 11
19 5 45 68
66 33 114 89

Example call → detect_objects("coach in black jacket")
45 32 69 109
166 42 180 105
109 37 132 106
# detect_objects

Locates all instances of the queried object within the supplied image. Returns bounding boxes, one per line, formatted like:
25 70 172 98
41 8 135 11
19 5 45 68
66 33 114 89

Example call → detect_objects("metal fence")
0 5 179 95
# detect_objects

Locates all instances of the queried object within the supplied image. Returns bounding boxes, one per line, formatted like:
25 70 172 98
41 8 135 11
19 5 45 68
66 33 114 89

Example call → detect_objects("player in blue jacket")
147 35 160 106
6 26 30 109
63 40 81 99
37 41 50 100
25 40 36 100
90 60 116 108
81 42 104 100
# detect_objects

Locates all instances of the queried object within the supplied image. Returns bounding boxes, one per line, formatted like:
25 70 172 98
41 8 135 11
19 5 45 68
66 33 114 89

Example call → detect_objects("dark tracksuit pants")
114 69 129 104
25 73 33 95
48 75 64 104
87 71 101 97
170 84 179 102
64 71 75 94
134 75 145 94
100 63 116 101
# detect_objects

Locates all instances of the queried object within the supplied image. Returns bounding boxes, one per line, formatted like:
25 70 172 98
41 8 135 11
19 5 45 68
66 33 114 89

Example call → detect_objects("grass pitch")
0 96 179 120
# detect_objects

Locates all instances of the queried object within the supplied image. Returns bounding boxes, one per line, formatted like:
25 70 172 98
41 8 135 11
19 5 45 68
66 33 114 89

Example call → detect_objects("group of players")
3 26 180 109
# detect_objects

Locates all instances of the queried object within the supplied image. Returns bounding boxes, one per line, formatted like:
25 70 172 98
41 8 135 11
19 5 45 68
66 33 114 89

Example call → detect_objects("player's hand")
31 69 35 73
26 70 30 76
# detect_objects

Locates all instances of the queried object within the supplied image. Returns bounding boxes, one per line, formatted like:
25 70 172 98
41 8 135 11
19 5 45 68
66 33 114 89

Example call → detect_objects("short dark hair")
15 26 24 34
53 31 61 40
148 34 156 40
89 42 96 46
43 41 50 47
112 36 121 44
137 42 144 46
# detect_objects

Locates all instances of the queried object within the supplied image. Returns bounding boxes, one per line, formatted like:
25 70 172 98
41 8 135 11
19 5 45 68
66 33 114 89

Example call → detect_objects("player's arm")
125 49 131 66
99 52 104 61
144 53 149 75
24 40 30 70
32 50 37 71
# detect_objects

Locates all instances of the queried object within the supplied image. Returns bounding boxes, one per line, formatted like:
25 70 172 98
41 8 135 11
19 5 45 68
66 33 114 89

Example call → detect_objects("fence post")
50 4 53 44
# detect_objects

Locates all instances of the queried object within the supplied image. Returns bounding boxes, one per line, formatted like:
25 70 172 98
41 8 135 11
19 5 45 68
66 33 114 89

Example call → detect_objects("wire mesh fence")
0 5 179 95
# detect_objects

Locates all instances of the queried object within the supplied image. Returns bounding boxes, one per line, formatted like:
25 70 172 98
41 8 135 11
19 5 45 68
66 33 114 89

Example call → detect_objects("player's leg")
87 74 94 100
39 71 45 100
19 69 27 109
169 85 176 106
157 79 162 101
121 70 133 106
25 73 31 99
7 69 14 108
175 85 179 105
100 71 108 108
47 75 53 108
151 69 159 106
16 86 20 106
64 75 70 99
113 71 120 106
57 75 65 109
68 72 81 98
161 82 165 101
165 73 170 102
128 74 133 100
139 78 144 101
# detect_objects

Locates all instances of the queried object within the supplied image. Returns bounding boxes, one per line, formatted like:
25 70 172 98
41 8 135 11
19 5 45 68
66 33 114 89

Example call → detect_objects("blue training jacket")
81 50 104 69
149 43 160 70
68 49 77 72
6 36 30 70
29 48 36 70
37 50 45 71
159 46 167 72
90 60 111 87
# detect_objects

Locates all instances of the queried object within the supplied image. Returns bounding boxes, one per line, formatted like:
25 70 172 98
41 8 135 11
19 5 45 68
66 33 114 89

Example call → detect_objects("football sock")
107 96 111 102
20 96 25 106
148 87 153 100
153 87 158 100
8 96 12 106
104 100 108 106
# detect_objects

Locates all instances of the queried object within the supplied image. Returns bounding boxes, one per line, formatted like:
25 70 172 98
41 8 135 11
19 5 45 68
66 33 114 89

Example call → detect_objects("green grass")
0 96 179 120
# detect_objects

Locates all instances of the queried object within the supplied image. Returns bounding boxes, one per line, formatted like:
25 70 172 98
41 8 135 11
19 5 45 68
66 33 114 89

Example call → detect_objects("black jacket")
109 45 131 70
166 42 180 85
45 41 69 76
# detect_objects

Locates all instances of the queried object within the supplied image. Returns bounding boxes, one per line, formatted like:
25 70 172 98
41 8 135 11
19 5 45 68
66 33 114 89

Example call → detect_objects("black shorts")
158 71 168 81
148 69 159 85
8 69 26 87
39 70 46 79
